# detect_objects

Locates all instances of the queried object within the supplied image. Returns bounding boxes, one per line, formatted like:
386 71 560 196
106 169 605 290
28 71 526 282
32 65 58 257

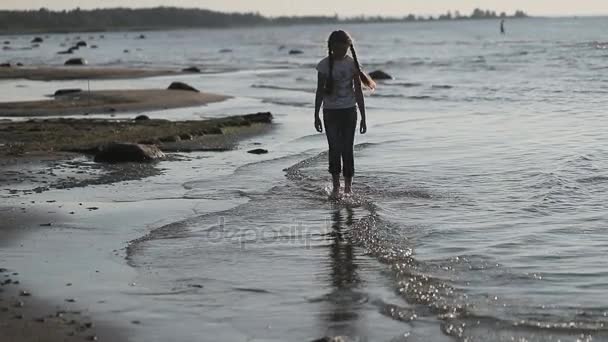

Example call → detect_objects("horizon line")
1 6 608 18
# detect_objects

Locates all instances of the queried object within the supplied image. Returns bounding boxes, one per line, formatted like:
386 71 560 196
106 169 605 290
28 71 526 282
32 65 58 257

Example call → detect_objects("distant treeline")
0 7 528 33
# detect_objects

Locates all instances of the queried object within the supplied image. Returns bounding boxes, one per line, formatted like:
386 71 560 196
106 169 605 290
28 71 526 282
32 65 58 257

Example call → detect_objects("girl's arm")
314 72 325 132
354 75 367 134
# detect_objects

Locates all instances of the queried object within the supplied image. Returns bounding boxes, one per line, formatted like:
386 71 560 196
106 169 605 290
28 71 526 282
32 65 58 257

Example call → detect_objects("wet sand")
0 89 230 117
0 66 188 81
0 206 129 342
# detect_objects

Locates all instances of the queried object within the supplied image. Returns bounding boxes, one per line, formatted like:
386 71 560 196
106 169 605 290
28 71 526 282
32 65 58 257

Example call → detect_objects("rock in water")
31 37 43 43
54 88 82 96
369 70 393 80
289 49 303 55
182 66 201 73
247 148 268 155
167 82 199 92
64 58 87 66
94 142 165 163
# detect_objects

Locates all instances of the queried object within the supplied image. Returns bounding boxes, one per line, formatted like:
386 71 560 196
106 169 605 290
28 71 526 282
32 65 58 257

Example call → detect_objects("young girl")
314 30 376 195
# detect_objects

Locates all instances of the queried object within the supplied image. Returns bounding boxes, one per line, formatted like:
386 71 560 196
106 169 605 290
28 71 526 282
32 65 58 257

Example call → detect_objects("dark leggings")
323 107 357 178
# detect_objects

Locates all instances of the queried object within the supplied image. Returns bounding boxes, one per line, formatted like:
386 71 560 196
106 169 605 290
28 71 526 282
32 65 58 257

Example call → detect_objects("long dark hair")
324 30 376 95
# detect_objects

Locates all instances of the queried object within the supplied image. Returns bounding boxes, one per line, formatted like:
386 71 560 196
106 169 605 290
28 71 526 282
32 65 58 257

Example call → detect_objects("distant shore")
0 7 529 35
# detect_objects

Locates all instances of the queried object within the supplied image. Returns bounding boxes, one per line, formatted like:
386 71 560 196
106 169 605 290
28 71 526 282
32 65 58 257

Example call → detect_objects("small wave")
385 82 422 88
251 84 315 93
261 98 311 108
578 175 608 184
370 93 406 98
431 85 453 89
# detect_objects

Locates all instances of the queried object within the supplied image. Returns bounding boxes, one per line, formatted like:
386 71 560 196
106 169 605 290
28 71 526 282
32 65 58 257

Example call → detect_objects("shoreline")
0 66 195 81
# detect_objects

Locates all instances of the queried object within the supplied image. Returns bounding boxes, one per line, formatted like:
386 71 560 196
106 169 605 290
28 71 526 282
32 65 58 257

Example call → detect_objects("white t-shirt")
316 55 358 109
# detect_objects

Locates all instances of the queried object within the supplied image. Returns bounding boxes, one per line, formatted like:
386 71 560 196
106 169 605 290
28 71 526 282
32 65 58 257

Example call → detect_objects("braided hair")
324 30 376 95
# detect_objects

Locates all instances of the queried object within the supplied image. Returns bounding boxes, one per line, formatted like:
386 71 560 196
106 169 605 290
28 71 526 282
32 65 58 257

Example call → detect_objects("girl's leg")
331 173 341 194
323 110 342 192
341 108 358 193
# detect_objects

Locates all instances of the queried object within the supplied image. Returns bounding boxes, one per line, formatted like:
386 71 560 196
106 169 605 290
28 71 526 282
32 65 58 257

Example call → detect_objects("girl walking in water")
314 30 375 195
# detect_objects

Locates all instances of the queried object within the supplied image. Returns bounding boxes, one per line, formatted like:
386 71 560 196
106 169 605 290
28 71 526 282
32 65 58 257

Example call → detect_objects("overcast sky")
1 0 608 16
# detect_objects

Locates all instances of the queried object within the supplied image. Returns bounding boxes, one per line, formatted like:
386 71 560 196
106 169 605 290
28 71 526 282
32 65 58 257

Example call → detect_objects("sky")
1 0 608 17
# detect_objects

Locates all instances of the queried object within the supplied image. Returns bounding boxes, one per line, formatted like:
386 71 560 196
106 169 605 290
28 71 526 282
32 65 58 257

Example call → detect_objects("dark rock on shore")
247 148 268 155
94 142 165 163
182 66 201 73
76 41 87 47
64 58 87 66
167 82 199 92
159 135 181 143
289 49 303 55
54 89 82 97
134 115 150 121
369 70 393 80
243 112 273 124
0 63 11 68
31 37 43 43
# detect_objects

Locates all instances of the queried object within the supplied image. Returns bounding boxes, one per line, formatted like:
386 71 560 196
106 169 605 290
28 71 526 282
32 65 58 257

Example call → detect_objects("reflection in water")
319 205 365 338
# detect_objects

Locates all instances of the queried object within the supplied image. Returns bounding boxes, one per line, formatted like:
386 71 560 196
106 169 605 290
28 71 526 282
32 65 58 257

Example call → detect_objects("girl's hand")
314 116 323 133
360 120 367 134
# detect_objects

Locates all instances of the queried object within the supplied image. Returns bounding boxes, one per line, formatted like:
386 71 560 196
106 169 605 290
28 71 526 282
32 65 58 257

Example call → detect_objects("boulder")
159 135 181 143
179 133 194 141
94 142 165 163
31 37 43 43
167 82 199 92
54 88 82 96
134 115 150 121
243 112 273 124
248 148 268 155
182 66 201 73
289 49 303 55
75 41 87 47
369 70 393 80
64 58 87 66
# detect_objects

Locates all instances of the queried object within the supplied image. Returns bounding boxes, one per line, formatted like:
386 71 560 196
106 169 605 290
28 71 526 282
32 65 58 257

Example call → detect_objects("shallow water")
2 18 608 341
